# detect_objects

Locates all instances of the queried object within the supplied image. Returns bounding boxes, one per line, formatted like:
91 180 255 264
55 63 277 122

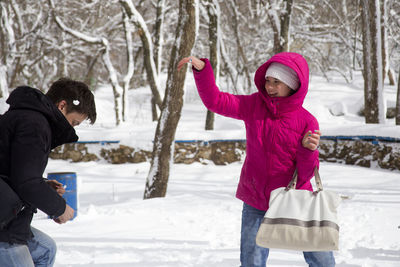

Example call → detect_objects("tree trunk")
144 0 197 199
220 37 241 94
153 0 165 75
102 46 123 126
361 0 385 123
267 0 282 54
151 0 165 122
0 2 12 99
205 110 214 130
380 0 388 83
151 97 158 121
84 53 100 88
279 0 293 52
121 10 135 123
388 69 395 86
396 66 400 125
228 0 252 93
140 32 163 109
56 29 68 79
205 0 219 131
0 66 7 99
268 0 293 54
378 0 395 86
120 0 163 111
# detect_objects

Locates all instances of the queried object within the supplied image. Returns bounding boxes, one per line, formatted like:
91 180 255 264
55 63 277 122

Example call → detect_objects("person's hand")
177 56 205 71
53 204 74 224
302 130 321 151
46 180 65 196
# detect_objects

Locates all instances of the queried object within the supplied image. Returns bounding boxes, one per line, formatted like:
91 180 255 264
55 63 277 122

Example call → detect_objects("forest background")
1 0 399 118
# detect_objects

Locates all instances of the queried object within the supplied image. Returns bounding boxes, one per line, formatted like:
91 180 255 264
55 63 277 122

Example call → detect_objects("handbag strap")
285 169 298 190
285 167 323 193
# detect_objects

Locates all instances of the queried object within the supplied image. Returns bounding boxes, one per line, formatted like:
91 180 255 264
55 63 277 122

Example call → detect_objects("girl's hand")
177 56 205 71
302 130 321 151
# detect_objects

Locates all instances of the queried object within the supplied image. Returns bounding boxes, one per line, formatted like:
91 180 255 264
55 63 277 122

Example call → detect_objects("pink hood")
193 52 319 210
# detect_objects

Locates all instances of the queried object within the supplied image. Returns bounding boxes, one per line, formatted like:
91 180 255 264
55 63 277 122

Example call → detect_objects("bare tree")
225 0 252 92
0 1 12 98
267 0 293 53
292 0 363 82
361 0 386 123
153 0 165 76
120 0 163 116
49 0 132 126
205 0 220 130
0 0 52 96
1 0 399 132
380 0 390 84
396 66 400 125
382 0 396 86
144 0 197 199
121 10 135 122
280 0 293 52
388 0 400 81
151 0 166 121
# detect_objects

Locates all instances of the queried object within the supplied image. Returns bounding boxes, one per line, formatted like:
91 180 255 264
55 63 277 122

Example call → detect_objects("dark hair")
46 78 97 124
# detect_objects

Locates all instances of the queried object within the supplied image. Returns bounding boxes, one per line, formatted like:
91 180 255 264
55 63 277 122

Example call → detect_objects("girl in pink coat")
178 52 335 267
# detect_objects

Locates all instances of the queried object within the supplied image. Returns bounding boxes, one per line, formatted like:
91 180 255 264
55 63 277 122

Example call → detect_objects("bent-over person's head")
46 78 97 127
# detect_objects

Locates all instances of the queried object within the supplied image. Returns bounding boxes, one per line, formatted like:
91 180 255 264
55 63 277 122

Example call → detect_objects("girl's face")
264 77 292 97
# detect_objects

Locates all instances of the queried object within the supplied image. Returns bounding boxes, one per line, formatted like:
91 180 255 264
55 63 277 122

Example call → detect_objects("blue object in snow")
47 172 78 220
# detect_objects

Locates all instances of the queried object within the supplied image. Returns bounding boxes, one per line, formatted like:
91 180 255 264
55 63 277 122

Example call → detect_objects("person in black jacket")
0 78 96 266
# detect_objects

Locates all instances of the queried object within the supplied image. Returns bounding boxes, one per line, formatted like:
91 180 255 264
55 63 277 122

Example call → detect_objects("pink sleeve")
296 118 320 189
193 58 251 120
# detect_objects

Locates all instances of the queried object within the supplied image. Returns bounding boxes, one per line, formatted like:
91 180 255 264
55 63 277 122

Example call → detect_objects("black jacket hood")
6 86 78 148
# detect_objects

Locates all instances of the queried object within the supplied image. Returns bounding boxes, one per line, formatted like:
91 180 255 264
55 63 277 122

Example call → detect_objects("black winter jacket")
0 86 78 244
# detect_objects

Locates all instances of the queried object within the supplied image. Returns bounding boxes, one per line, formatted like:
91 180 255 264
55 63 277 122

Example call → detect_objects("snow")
1 64 399 266
34 161 400 266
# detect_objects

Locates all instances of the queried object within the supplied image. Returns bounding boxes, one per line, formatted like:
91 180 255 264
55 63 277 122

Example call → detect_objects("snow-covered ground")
34 161 400 267
1 68 399 266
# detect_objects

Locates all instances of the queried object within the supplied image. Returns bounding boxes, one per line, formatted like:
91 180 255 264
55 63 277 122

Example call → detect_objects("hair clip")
73 100 80 105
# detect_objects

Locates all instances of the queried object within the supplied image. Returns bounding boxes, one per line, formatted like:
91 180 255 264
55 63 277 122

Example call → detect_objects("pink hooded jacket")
193 52 319 211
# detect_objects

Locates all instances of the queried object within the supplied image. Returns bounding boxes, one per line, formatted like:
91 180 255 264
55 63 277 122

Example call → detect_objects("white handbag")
256 168 341 251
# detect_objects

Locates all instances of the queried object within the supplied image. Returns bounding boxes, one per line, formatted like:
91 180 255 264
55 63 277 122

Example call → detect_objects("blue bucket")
47 172 78 220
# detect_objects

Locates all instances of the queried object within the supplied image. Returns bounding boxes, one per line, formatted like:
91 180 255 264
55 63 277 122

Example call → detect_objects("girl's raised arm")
178 56 253 121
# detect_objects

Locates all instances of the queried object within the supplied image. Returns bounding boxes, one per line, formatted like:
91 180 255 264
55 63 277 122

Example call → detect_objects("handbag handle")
285 167 323 194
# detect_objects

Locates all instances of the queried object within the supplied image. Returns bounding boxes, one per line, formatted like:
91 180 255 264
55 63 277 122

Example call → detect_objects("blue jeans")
0 227 56 267
240 203 335 267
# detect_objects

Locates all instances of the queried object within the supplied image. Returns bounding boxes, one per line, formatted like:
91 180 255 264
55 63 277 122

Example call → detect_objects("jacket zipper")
264 100 278 207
